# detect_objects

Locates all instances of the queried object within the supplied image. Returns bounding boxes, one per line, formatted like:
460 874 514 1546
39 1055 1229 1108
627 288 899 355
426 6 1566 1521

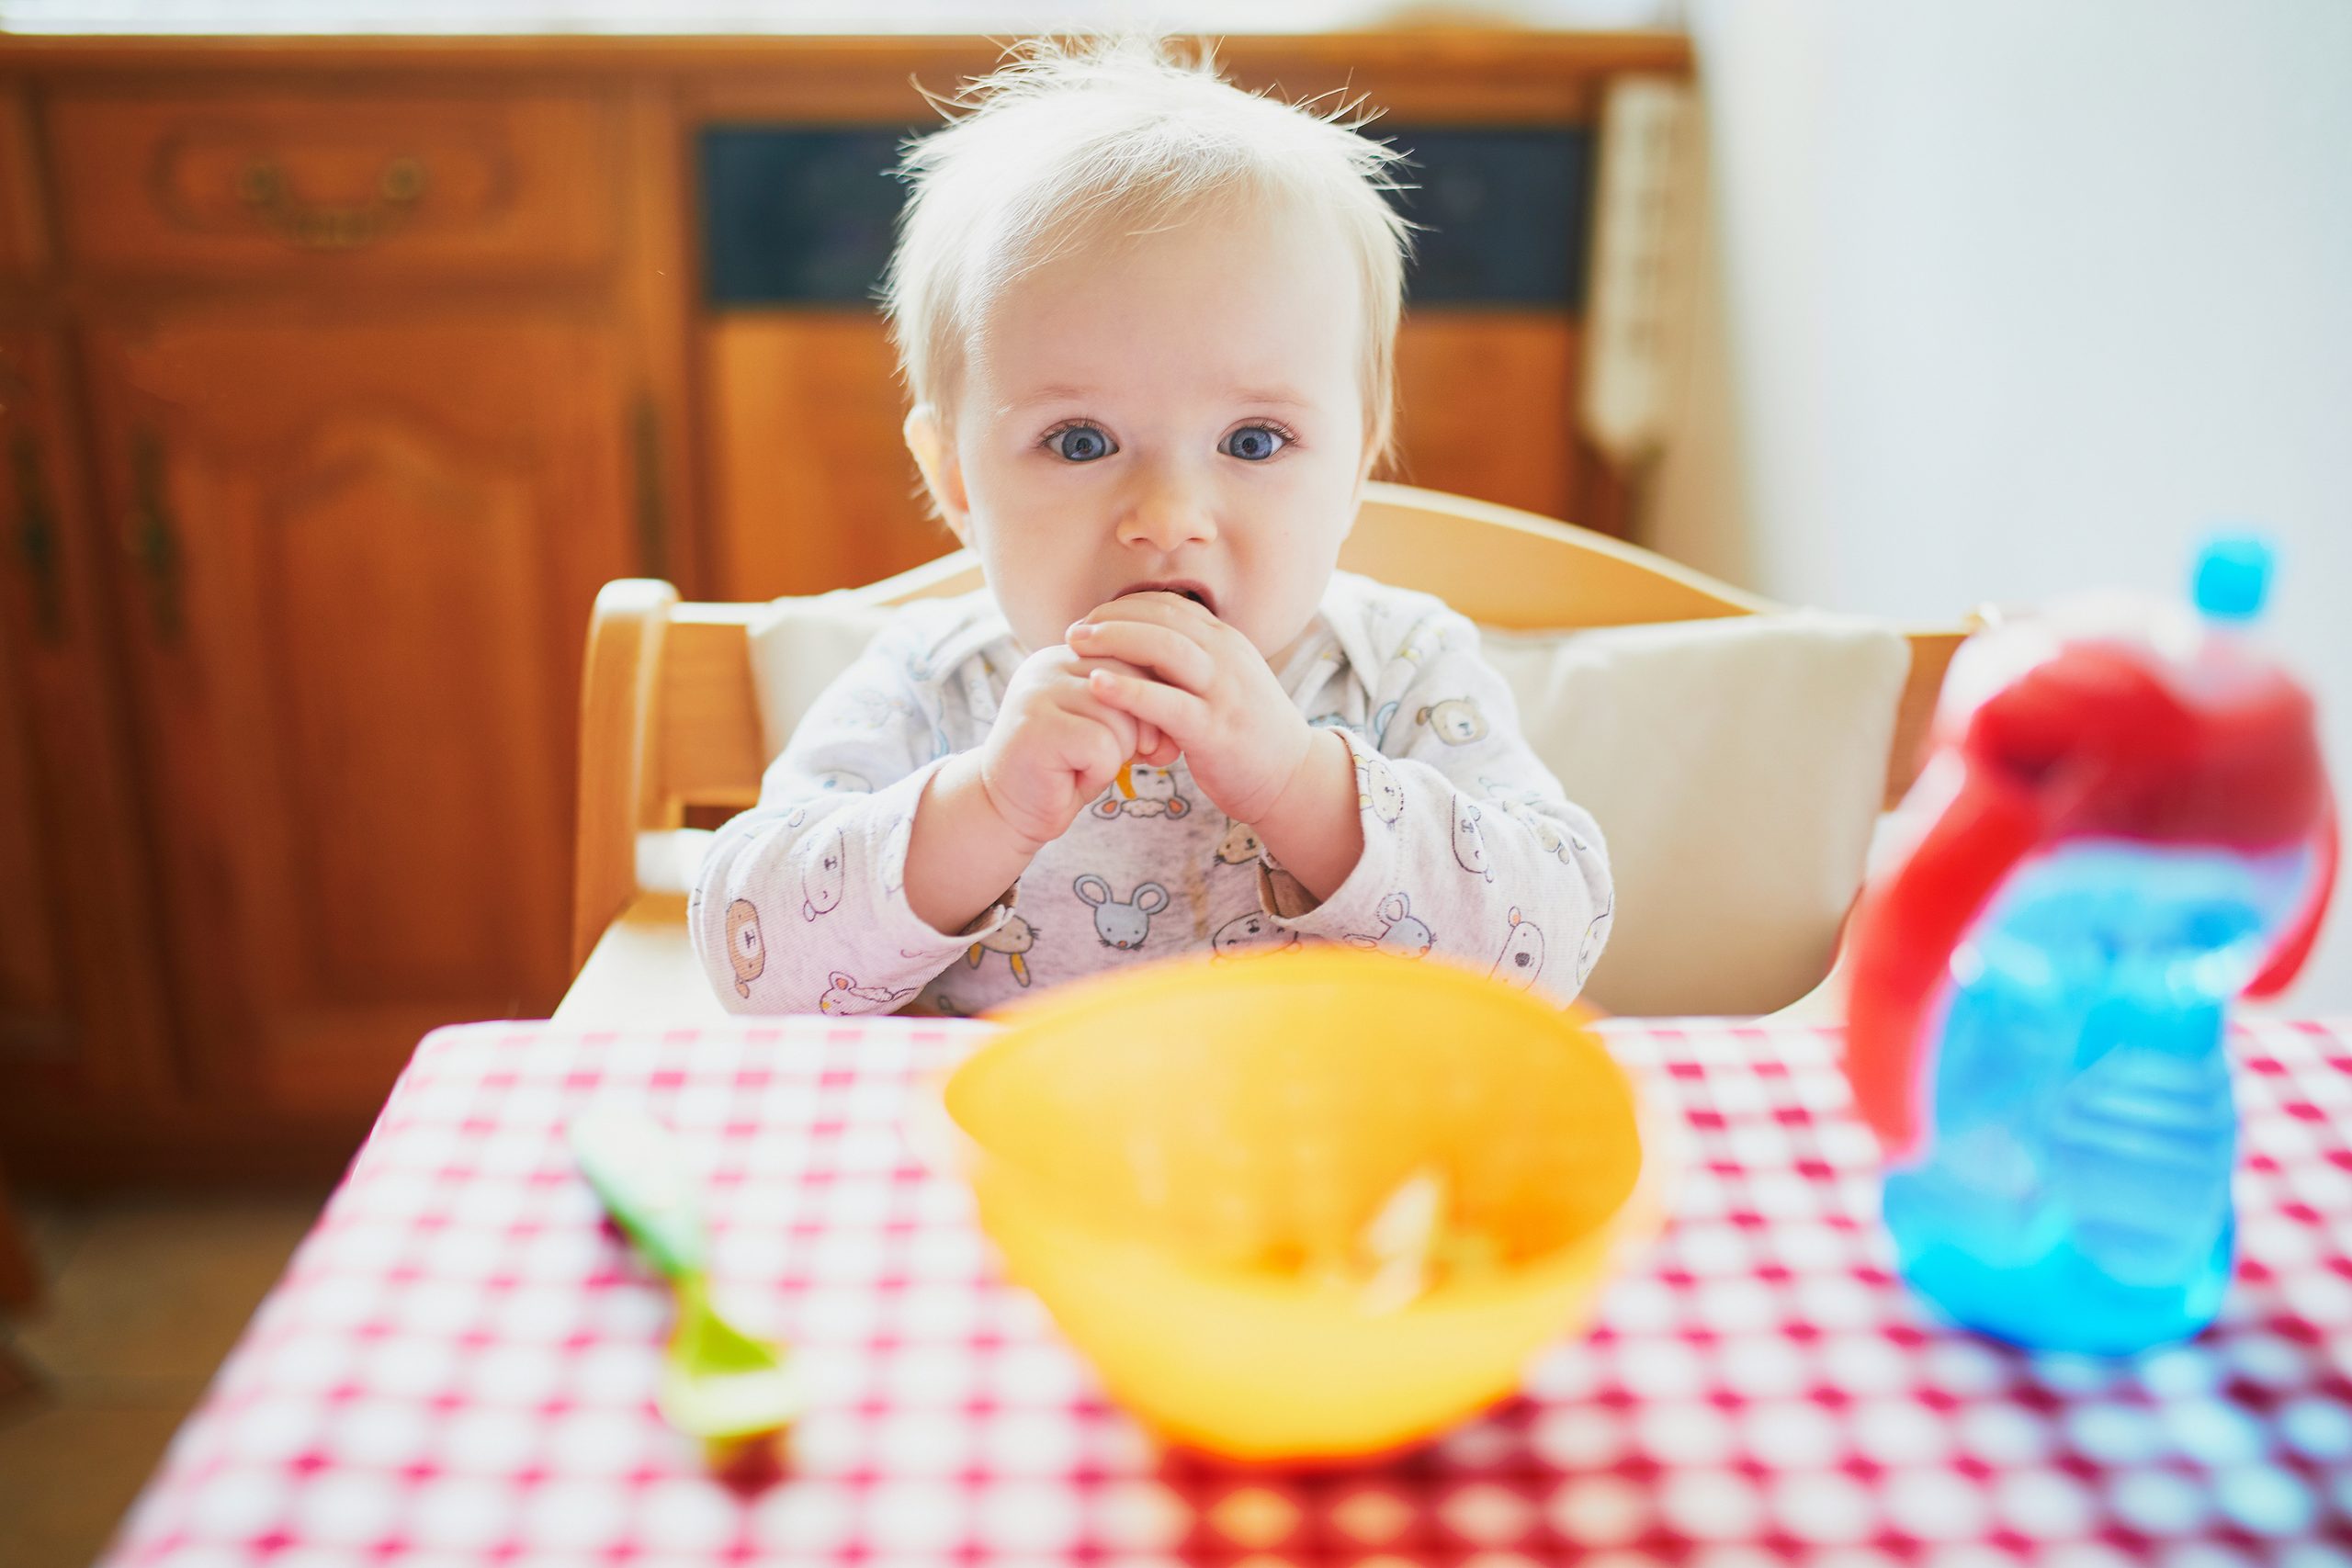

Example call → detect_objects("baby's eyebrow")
1227 387 1314 409
995 383 1317 414
1000 383 1096 413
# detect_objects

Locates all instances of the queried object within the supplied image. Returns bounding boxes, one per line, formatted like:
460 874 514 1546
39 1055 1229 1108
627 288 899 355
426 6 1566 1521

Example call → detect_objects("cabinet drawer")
46 92 618 276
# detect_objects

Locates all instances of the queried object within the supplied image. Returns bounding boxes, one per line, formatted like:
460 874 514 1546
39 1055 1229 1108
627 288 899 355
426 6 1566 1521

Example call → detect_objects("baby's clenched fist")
972 644 1163 849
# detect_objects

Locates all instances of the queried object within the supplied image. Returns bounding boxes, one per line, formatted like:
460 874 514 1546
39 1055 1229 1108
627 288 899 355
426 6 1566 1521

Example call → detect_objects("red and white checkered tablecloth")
101 1017 2352 1567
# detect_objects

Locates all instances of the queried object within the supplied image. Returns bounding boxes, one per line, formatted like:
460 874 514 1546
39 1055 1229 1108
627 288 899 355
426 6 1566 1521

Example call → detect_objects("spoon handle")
568 1103 710 1280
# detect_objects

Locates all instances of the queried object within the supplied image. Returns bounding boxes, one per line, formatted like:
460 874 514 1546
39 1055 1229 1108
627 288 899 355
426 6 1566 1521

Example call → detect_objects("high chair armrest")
574 579 681 972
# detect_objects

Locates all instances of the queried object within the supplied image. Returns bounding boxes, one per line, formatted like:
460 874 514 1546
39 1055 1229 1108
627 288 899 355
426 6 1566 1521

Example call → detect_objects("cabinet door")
0 330 175 1099
1391 314 1582 522
707 315 944 599
80 314 640 1111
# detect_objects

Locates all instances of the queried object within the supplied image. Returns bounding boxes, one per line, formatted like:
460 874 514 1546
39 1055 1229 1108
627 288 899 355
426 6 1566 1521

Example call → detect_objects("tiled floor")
0 1190 328 1568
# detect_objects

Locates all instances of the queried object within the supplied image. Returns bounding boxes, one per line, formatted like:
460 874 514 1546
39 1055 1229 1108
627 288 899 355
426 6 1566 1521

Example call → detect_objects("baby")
693 37 1613 1015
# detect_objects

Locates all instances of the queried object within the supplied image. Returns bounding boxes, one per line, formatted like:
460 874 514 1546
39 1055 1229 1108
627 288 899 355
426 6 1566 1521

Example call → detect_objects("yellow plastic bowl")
939 949 1667 1462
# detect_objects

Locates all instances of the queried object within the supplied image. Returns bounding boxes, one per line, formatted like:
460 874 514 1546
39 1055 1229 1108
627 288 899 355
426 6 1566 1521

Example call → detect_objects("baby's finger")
1044 707 1136 786
1136 728 1182 768
1065 617 1216 693
1087 667 1206 748
1070 682 1151 766
1078 590 1215 632
1133 719 1160 759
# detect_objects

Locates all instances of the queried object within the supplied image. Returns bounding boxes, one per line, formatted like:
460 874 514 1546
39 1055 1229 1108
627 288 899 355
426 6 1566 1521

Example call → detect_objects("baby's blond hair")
880 36 1414 464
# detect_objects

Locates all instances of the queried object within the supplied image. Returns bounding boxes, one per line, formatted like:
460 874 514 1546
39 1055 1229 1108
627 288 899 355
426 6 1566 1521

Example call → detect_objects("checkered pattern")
101 1016 2352 1566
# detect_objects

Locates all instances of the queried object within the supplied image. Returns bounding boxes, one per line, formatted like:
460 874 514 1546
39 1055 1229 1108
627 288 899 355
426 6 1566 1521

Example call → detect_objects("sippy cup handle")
1844 757 2046 1162
2247 792 2339 999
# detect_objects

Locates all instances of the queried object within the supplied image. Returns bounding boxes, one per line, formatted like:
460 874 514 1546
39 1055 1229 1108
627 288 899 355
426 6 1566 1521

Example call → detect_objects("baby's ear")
903 405 972 545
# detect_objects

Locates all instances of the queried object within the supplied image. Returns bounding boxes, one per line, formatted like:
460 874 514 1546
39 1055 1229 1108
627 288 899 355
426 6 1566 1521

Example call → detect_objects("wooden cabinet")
0 64 684 1167
1391 315 1587 523
79 312 640 1110
0 330 176 1100
0 30 1686 1181
0 90 46 276
46 90 622 277
707 315 945 597
0 341 74 1066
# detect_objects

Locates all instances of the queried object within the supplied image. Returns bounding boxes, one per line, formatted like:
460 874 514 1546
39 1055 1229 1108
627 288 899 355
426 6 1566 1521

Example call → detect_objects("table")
103 1018 2352 1565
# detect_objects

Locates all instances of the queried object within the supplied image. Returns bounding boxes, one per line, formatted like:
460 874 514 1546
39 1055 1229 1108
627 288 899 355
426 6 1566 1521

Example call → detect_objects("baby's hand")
1067 592 1315 825
976 643 1161 848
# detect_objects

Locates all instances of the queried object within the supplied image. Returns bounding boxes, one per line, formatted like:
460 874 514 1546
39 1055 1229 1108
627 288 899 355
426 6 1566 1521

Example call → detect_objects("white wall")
1653 0 2352 1010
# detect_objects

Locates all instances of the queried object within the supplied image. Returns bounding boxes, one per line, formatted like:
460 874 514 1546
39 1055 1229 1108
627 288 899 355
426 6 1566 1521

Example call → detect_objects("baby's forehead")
960 206 1368 413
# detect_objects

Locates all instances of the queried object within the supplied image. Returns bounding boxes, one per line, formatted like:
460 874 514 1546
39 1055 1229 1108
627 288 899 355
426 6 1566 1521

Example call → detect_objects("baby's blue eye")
1047 424 1115 462
1222 425 1288 462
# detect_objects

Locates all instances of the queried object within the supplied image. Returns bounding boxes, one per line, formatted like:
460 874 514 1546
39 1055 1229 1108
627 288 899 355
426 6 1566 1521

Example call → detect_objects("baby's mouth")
1118 580 1219 616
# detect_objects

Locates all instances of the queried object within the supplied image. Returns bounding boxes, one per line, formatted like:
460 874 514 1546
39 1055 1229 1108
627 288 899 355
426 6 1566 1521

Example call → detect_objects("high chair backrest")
572 481 1970 976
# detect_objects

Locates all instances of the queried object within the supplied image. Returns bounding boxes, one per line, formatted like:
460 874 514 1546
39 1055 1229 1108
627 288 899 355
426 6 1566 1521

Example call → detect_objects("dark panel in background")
1387 127 1591 307
701 126 910 307
699 123 1592 310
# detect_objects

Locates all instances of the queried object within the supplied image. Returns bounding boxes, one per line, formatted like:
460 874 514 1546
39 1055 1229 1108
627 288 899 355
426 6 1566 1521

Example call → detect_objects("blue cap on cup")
2193 535 2273 622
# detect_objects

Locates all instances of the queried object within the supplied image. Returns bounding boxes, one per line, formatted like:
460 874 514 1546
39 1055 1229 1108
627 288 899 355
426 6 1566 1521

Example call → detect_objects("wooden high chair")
562 481 1970 1021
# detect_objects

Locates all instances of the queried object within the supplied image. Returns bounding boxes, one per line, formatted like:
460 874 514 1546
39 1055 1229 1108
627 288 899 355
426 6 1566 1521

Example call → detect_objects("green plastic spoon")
567 1104 801 1455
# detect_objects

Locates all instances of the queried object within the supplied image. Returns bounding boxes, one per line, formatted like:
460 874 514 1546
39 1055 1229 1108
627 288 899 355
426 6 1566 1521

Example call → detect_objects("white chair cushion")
1482 614 1909 1015
749 599 1910 1017
748 594 895 762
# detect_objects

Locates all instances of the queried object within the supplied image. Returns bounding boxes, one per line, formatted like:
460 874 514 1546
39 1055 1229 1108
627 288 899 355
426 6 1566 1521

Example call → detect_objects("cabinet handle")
125 431 182 642
11 432 62 642
237 153 429 252
632 395 667 579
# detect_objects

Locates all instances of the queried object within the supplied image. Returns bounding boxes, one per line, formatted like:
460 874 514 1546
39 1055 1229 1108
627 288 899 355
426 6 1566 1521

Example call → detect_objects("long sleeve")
688 615 1013 1015
1270 600 1613 1005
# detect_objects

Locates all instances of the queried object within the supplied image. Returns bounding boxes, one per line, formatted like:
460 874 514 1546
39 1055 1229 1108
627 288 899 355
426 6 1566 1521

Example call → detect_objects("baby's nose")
1116 468 1217 551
